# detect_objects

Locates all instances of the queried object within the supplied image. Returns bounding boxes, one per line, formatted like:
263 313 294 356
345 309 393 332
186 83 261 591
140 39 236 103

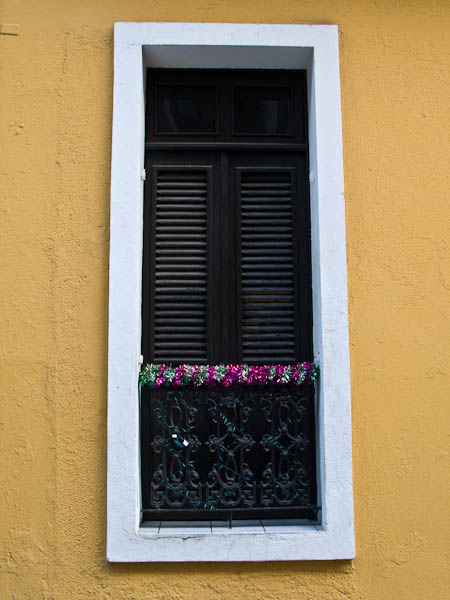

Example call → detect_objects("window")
141 69 317 523
108 22 354 562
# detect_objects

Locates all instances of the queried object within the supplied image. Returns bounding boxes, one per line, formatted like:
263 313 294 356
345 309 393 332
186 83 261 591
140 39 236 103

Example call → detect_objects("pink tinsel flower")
222 374 233 386
302 361 312 383
154 376 165 389
224 364 241 386
190 365 199 386
291 364 301 384
204 365 217 387
274 364 285 384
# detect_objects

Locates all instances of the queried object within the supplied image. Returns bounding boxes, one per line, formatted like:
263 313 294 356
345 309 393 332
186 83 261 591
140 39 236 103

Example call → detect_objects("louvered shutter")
239 170 297 363
150 167 209 363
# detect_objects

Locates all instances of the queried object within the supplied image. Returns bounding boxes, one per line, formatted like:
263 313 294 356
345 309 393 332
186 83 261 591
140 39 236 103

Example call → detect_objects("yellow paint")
1 0 450 598
0 23 20 35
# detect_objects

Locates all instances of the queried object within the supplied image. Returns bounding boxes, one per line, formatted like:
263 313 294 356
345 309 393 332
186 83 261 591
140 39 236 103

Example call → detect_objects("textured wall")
1 1 450 598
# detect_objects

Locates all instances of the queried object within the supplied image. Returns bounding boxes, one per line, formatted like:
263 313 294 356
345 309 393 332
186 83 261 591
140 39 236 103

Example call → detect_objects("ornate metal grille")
141 383 318 522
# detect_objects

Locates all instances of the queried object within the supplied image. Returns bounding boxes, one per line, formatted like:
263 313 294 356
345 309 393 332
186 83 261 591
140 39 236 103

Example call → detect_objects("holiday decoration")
139 362 319 389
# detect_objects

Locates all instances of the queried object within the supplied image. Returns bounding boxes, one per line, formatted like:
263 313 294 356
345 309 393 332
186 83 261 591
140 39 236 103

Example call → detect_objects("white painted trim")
108 22 354 562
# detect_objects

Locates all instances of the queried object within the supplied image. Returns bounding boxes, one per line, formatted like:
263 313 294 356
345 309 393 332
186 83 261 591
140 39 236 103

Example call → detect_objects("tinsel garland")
139 362 319 389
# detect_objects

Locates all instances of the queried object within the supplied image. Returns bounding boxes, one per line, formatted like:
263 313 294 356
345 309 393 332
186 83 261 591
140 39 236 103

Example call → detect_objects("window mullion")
208 152 225 363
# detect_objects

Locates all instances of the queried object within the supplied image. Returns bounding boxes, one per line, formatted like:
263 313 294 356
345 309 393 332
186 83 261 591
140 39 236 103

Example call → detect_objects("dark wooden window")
141 70 317 523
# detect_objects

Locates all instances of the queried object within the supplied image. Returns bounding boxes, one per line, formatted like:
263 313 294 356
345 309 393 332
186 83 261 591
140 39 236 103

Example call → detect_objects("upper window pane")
156 85 217 134
233 86 292 136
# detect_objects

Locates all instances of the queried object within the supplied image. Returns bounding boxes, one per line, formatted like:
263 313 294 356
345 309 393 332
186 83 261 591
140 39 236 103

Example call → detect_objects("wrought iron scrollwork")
144 384 317 517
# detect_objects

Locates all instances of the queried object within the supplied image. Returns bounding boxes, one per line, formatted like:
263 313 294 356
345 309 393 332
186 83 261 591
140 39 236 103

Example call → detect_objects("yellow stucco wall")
1 1 450 598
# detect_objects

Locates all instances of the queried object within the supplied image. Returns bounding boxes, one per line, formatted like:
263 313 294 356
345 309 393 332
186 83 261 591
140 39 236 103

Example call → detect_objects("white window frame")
108 22 354 562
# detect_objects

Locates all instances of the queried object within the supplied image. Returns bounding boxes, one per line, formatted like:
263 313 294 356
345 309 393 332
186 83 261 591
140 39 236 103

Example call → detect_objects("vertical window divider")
206 162 215 364
235 166 243 364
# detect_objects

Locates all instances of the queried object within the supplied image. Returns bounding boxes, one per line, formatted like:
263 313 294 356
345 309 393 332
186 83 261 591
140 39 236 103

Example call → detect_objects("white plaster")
108 22 354 562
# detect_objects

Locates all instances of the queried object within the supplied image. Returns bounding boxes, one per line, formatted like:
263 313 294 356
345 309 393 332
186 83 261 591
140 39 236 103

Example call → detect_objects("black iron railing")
141 384 318 522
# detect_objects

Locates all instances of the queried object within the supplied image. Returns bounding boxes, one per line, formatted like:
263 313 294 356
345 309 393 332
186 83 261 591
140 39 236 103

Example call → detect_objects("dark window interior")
146 69 307 144
141 69 317 524
233 86 292 136
156 85 217 134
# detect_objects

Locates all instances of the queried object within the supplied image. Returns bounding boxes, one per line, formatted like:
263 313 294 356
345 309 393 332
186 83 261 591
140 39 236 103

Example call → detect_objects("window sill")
141 519 321 535
107 520 352 562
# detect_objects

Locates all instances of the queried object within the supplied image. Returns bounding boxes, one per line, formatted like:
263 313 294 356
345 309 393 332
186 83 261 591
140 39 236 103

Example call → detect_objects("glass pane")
156 85 217 134
234 86 292 135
